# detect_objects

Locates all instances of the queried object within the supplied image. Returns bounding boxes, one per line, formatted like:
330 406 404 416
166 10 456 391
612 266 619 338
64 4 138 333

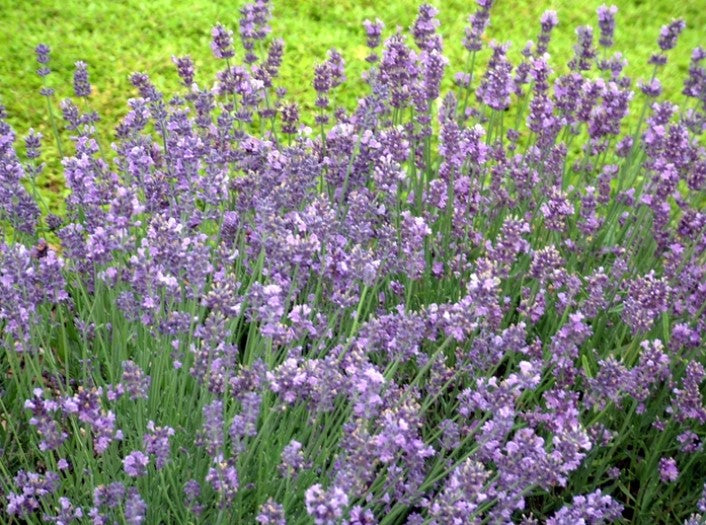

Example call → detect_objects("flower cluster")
2 1 705 523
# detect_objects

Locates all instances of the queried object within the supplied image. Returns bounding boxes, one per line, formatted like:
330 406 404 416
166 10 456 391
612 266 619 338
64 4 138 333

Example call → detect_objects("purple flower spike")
476 42 513 110
537 10 558 55
124 488 147 525
281 102 299 134
24 388 66 452
569 26 595 71
6 470 60 519
211 23 235 60
622 271 670 334
305 484 348 525
73 61 91 97
650 19 686 65
144 421 175 470
547 489 623 524
206 456 240 508
659 457 679 483
123 450 149 477
412 4 442 52
172 55 195 87
363 18 385 62
464 0 494 53
197 399 224 455
658 19 686 51
671 361 706 424
597 5 618 48
121 360 151 400
42 496 83 524
256 499 286 524
35 43 51 77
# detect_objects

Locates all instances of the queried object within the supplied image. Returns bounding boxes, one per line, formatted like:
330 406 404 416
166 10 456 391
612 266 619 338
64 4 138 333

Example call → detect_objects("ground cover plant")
1 0 705 523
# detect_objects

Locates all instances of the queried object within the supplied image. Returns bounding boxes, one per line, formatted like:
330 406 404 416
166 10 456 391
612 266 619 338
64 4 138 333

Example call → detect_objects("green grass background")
0 0 703 212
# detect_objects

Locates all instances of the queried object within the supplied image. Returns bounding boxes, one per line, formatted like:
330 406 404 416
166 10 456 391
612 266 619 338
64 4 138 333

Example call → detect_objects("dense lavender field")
1 1 705 523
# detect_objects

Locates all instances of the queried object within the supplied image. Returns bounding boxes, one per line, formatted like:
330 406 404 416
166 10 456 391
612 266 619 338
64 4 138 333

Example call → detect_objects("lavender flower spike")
123 450 149 477
73 60 91 97
597 5 618 48
211 23 235 60
35 43 51 77
658 19 686 51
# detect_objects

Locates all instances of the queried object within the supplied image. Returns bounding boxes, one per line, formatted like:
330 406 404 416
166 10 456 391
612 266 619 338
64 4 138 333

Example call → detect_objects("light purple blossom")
597 5 618 48
305 484 349 525
211 24 235 59
659 457 679 483
123 450 149 477
73 61 91 97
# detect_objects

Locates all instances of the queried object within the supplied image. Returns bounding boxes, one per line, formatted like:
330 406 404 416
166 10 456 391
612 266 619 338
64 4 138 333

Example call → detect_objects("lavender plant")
1 1 705 523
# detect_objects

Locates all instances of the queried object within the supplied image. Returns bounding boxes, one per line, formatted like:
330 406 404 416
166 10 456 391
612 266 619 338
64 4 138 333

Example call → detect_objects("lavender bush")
1 1 705 523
